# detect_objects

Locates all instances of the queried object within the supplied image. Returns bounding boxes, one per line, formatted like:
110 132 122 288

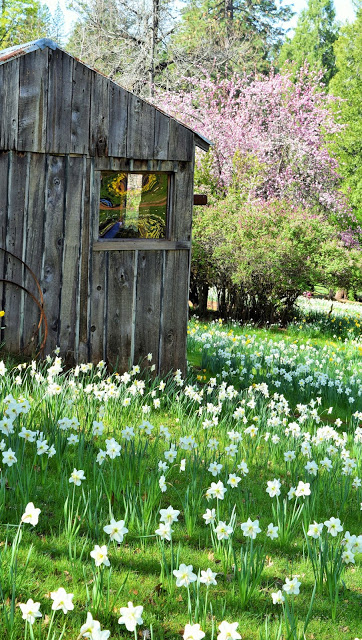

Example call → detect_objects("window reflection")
99 171 168 239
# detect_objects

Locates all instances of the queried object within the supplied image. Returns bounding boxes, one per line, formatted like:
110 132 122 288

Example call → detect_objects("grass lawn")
0 298 361 639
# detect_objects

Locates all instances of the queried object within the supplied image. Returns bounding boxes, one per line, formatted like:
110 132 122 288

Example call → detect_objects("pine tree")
171 0 293 78
279 0 339 85
0 0 51 47
67 0 176 96
50 1 65 45
330 7 362 221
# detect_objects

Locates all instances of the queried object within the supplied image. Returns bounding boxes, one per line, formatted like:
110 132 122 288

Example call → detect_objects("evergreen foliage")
330 6 362 221
279 0 339 85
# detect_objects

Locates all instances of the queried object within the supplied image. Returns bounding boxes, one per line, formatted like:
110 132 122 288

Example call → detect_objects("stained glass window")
99 171 168 239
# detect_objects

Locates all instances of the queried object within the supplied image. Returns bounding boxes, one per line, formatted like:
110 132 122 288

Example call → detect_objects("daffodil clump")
0 301 361 639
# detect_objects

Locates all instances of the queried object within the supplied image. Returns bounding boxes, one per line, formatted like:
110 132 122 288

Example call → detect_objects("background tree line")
3 0 362 321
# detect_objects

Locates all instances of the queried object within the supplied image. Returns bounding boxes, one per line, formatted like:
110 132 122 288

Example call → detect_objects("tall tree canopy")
155 67 351 221
0 0 51 47
68 0 177 96
330 6 362 222
170 0 293 78
279 0 339 85
67 0 294 94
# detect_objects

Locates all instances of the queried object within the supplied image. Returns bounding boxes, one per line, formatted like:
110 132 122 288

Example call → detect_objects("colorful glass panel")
99 171 168 239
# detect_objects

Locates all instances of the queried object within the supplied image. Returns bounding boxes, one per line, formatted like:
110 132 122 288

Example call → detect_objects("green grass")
0 298 361 640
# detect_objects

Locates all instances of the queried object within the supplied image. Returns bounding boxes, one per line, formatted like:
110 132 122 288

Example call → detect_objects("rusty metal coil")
0 248 48 357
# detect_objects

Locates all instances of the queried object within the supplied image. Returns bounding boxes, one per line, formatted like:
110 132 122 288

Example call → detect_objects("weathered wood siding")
0 44 196 373
0 46 192 161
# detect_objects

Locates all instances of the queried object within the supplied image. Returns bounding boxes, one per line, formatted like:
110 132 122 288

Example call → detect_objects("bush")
191 195 362 323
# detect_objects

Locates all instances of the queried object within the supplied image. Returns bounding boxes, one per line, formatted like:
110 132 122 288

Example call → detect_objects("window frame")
95 170 174 246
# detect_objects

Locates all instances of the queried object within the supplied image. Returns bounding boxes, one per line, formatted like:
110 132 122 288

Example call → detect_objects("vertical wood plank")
90 74 109 157
3 152 28 352
89 169 106 362
159 249 190 375
133 250 163 370
0 64 4 146
46 48 73 153
89 252 107 363
0 58 19 150
18 49 48 152
127 94 155 159
168 120 193 161
78 158 92 362
106 250 135 371
108 83 128 158
22 153 46 354
0 151 9 337
70 60 92 154
58 156 84 363
171 160 194 241
154 110 170 160
41 155 66 355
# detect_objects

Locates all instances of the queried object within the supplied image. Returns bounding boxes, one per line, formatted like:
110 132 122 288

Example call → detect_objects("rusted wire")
0 248 48 357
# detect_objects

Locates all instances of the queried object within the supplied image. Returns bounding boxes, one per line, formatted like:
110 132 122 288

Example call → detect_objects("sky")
44 0 357 39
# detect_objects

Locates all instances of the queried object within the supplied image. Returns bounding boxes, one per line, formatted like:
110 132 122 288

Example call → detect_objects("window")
99 171 168 240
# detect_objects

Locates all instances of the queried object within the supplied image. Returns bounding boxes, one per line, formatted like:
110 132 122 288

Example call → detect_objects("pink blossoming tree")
155 66 357 228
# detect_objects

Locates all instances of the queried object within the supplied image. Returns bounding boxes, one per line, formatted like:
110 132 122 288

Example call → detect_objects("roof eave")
194 132 212 152
0 38 57 64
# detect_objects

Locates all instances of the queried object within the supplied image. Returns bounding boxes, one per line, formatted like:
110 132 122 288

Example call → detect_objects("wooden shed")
0 39 211 374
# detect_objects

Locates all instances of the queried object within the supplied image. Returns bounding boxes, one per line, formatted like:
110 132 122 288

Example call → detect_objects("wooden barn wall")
0 47 194 162
0 150 194 373
0 151 87 359
88 157 195 374
0 46 196 373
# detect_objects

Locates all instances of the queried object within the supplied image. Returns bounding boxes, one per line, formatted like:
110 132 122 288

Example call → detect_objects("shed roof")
0 38 212 152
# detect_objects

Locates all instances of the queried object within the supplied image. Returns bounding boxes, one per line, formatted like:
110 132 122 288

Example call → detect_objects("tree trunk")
335 289 348 301
198 284 209 316
149 0 160 97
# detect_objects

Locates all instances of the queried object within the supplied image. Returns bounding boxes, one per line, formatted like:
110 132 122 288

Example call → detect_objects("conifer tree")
0 0 51 47
279 0 339 85
330 6 362 220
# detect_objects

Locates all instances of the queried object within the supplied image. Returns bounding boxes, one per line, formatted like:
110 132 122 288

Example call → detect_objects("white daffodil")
208 481 227 500
19 599 42 624
183 623 206 640
159 475 167 492
159 505 180 524
103 518 128 543
215 520 233 540
118 601 143 632
155 522 173 541
200 568 217 586
227 473 241 488
282 577 301 595
240 518 261 539
324 517 343 537
173 563 197 587
69 468 86 486
21 502 41 526
307 522 324 539
266 478 281 497
50 587 74 614
79 611 101 638
90 544 110 567
217 620 241 640
295 481 311 497
2 448 17 467
208 461 223 476
202 508 216 525
266 523 279 539
271 590 285 605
